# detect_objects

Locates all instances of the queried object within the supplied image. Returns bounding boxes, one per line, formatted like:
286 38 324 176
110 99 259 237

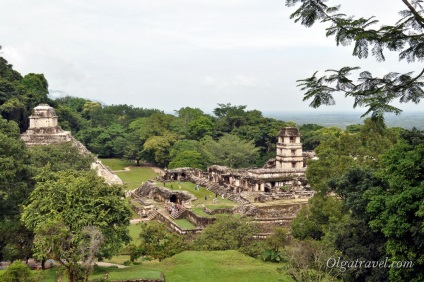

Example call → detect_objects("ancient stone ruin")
132 127 315 237
165 127 312 196
21 104 123 185
21 104 75 146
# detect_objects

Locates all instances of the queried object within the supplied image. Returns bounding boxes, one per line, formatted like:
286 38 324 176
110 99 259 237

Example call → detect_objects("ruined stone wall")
134 182 196 204
253 219 293 232
253 204 305 219
182 210 216 228
154 212 203 235
202 207 233 215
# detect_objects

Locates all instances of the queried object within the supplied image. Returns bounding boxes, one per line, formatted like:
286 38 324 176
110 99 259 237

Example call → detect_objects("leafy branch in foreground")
286 0 424 120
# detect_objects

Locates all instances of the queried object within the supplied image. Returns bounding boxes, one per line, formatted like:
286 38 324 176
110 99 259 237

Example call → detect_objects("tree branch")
392 67 424 91
401 0 424 28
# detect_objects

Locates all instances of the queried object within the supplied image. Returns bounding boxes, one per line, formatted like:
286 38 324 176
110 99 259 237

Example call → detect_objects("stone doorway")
170 194 177 203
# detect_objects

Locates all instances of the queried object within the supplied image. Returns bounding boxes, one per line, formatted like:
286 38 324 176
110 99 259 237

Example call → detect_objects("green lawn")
36 250 291 282
117 167 158 190
99 158 159 190
100 158 135 170
41 265 162 282
128 223 142 245
142 250 289 282
205 205 234 210
90 265 162 281
174 219 197 229
191 207 214 217
103 255 131 265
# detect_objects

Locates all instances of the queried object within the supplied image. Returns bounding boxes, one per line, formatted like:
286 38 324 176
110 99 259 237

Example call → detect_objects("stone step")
147 210 158 220
170 207 185 219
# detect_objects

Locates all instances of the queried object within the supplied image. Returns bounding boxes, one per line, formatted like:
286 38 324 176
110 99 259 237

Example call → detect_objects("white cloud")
0 0 420 113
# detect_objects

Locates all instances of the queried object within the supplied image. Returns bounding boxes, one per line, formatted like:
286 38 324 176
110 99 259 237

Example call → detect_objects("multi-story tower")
27 104 61 132
275 127 303 169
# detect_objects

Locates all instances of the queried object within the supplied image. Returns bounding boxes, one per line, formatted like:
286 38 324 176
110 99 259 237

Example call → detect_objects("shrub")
0 261 41 282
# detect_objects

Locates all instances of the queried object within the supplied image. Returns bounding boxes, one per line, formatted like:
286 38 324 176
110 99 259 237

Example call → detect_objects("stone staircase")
131 192 152 206
233 203 257 216
226 194 250 205
189 175 250 205
190 176 228 195
170 207 186 219
147 209 158 220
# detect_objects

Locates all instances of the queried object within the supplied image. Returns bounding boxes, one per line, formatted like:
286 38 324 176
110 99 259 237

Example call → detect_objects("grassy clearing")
191 207 214 217
99 158 159 190
103 255 131 265
128 223 142 245
174 219 197 229
90 265 162 280
42 265 162 282
141 250 288 282
100 158 135 170
205 204 233 210
39 250 290 282
116 167 158 190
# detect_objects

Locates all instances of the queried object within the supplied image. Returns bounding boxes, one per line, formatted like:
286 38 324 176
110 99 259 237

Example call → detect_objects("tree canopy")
286 0 424 122
21 169 132 281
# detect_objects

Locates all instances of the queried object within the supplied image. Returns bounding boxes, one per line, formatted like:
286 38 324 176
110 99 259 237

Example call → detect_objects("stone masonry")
21 104 123 185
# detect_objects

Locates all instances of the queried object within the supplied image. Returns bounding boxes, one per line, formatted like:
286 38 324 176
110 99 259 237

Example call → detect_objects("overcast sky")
1 0 422 115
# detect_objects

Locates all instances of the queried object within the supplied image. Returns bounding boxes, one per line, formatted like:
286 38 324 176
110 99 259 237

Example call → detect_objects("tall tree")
195 215 257 251
130 221 188 262
22 169 132 282
366 134 424 281
286 0 424 122
200 134 259 168
0 117 35 261
28 142 95 173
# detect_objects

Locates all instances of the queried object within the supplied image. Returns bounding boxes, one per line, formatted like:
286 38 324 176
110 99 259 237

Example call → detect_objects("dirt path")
112 166 131 172
130 218 150 224
150 166 165 175
96 261 127 269
112 166 164 175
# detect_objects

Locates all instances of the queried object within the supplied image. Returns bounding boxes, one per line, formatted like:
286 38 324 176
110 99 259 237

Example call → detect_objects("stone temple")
21 104 122 185
21 104 75 146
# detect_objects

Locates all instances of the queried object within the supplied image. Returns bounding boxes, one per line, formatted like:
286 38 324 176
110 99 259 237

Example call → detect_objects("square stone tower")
275 127 303 169
27 104 62 133
21 104 73 145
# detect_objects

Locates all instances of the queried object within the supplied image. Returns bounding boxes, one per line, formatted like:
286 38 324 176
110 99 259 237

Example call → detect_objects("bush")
262 249 282 262
0 261 41 282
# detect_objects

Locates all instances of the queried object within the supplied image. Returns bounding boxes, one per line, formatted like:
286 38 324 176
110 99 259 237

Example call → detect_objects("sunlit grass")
99 158 135 170
141 250 288 282
128 223 142 245
99 158 159 190
191 207 214 217
117 167 159 190
174 219 197 230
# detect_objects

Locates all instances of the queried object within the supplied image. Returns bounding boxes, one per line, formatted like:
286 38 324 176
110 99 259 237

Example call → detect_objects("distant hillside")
264 111 424 129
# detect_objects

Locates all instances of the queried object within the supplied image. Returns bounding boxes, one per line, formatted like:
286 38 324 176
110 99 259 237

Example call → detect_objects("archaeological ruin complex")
20 104 315 237
132 127 315 237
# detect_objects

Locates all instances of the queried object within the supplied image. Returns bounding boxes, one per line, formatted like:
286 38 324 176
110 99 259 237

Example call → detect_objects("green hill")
141 250 289 282
41 250 290 281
